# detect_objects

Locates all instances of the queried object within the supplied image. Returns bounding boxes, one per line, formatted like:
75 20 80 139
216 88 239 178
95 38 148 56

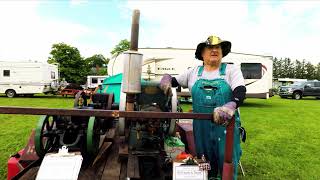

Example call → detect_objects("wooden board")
127 154 140 179
119 136 128 159
101 139 121 179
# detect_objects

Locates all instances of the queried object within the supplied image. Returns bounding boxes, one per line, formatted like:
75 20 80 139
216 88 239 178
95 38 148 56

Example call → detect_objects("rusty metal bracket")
112 110 120 118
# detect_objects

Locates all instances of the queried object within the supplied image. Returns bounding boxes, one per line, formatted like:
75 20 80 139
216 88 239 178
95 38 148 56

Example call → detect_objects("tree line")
47 40 130 84
273 58 320 80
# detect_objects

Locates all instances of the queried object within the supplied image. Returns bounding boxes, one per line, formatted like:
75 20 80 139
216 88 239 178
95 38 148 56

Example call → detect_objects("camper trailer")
108 48 273 99
0 61 59 97
86 75 108 89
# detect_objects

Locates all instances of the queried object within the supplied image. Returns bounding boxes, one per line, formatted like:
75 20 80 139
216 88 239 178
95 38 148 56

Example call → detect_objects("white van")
0 61 59 97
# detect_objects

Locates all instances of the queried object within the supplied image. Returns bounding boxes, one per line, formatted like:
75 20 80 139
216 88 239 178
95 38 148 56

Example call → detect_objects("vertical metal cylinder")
121 51 143 94
130 10 140 51
125 9 141 112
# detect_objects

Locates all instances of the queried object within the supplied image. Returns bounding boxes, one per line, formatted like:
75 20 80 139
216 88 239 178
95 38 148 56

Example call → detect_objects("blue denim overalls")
191 63 241 179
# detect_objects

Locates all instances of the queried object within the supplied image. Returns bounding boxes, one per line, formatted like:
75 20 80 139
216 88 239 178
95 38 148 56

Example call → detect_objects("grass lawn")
0 95 320 179
0 94 74 180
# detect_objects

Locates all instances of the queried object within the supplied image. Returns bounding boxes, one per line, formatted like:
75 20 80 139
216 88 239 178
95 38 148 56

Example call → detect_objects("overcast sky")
0 0 319 64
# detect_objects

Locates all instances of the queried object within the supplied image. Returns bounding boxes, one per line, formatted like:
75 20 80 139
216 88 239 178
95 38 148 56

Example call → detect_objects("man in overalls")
160 35 246 179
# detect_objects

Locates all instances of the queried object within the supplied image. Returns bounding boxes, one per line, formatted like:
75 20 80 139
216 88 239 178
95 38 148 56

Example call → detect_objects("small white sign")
173 162 207 180
36 152 83 180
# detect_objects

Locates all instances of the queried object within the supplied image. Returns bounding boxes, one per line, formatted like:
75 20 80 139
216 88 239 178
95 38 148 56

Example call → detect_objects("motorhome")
108 48 273 99
86 75 108 89
0 61 59 97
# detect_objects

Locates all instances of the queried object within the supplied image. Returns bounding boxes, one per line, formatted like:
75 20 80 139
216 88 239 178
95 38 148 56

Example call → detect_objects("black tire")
280 96 286 98
6 89 16 98
293 92 302 100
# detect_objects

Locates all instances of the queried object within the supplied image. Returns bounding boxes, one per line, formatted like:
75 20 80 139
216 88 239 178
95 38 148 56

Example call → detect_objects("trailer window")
3 70 10 77
241 63 262 79
92 78 98 84
51 72 55 79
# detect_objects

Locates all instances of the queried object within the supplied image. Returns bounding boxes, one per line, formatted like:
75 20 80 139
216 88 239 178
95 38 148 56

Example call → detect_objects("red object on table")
176 152 192 160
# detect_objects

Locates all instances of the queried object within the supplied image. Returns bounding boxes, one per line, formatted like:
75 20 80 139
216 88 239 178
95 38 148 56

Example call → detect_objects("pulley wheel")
86 116 100 156
35 115 58 157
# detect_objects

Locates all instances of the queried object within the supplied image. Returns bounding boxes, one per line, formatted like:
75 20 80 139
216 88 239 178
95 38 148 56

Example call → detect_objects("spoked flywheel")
35 115 58 157
86 116 100 156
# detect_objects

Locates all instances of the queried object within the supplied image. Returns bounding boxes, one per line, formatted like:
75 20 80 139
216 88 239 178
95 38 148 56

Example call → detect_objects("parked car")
279 80 320 99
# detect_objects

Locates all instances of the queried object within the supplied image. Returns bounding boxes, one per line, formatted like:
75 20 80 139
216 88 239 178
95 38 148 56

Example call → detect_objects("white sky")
0 1 319 64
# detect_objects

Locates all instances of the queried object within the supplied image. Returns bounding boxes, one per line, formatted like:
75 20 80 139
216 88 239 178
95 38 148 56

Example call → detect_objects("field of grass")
0 95 320 179
0 94 74 180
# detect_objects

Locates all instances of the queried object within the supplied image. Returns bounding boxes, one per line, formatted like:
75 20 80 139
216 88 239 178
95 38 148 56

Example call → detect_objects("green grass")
0 94 73 180
239 96 320 180
181 96 320 180
1 95 320 179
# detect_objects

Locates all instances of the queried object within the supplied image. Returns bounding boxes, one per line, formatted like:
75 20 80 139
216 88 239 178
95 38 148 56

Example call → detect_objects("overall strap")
219 63 227 77
197 66 204 78
219 63 227 75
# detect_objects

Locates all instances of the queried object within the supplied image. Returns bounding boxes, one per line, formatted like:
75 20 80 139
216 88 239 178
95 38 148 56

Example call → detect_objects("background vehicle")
86 75 108 89
108 48 273 99
0 61 59 97
279 80 320 99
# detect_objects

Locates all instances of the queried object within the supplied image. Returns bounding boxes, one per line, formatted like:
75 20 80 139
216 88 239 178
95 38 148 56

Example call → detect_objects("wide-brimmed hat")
195 35 231 60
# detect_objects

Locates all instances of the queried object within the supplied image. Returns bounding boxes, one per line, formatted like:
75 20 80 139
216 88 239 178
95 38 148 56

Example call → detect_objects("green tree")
305 62 315 80
301 59 307 79
48 43 89 84
281 58 290 78
286 58 295 78
294 60 303 78
273 57 280 78
110 39 130 57
315 63 320 80
85 54 109 75
278 58 285 78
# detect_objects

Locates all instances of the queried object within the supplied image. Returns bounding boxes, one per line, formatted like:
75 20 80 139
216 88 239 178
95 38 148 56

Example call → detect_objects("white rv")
108 48 273 99
86 75 108 89
0 61 59 97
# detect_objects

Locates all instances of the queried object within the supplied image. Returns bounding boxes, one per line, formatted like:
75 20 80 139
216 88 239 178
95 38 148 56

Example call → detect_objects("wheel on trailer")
35 115 58 157
6 89 16 98
86 116 100 156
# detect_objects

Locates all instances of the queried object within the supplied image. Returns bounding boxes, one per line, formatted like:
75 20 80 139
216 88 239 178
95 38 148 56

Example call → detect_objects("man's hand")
213 101 236 126
159 74 173 96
